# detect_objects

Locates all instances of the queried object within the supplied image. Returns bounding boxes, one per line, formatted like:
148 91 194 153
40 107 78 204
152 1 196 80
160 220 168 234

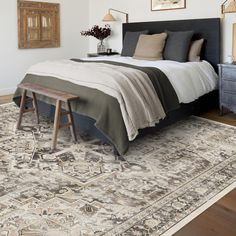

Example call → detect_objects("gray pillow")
164 30 194 62
121 30 148 57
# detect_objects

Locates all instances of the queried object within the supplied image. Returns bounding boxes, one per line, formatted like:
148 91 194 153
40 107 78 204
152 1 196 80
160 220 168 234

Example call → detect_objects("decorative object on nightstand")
81 25 111 53
103 8 129 23
221 0 236 62
218 64 236 115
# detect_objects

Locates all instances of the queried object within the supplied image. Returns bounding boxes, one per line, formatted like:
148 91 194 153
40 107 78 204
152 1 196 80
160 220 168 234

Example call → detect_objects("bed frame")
116 18 221 153
38 18 221 156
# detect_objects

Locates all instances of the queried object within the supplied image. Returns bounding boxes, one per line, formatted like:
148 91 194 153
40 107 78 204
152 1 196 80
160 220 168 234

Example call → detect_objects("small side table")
218 63 236 115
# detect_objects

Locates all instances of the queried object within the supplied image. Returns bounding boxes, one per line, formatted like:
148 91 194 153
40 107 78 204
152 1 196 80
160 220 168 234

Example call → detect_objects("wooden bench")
17 82 80 150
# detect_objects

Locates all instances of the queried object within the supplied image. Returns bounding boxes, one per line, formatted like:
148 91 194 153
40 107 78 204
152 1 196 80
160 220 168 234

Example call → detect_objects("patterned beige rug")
0 103 236 236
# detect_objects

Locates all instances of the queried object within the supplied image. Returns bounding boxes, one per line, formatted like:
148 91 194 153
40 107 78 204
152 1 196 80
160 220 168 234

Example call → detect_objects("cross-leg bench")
17 82 80 151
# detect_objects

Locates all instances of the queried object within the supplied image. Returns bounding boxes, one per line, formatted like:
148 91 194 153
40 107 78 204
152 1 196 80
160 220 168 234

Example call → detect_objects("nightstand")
87 52 119 57
218 63 236 115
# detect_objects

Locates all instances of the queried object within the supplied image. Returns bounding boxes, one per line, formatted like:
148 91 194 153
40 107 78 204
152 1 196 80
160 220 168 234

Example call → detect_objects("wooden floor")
1 94 236 236
174 189 236 236
0 94 13 105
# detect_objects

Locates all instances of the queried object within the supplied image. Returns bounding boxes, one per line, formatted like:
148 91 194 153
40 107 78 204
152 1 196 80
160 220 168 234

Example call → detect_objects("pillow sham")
133 33 167 61
164 30 194 62
121 30 148 57
188 39 204 62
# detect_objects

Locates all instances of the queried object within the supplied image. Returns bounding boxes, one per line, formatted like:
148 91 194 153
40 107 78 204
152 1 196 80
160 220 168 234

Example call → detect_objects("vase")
97 40 106 53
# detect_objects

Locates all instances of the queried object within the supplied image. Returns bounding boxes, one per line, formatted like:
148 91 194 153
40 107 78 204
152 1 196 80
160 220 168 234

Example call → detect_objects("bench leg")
16 89 27 130
52 100 61 150
66 101 77 143
32 92 39 124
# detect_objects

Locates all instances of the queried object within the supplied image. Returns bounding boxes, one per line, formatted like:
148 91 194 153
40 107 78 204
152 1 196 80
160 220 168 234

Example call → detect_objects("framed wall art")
151 0 186 11
18 0 60 49
233 23 236 62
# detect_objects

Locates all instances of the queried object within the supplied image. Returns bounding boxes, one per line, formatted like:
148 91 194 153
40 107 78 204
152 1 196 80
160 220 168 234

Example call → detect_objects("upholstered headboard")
123 18 221 71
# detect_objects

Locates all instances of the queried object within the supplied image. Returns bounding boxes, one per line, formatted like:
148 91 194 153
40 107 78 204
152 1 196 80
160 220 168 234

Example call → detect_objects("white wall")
89 0 236 62
1 0 235 96
0 0 89 95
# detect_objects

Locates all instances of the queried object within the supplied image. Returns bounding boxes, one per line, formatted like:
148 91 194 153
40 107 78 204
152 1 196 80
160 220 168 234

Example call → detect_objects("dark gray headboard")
123 18 221 71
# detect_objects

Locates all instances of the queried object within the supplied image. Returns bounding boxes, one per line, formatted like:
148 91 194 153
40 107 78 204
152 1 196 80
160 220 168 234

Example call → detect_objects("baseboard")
0 87 16 96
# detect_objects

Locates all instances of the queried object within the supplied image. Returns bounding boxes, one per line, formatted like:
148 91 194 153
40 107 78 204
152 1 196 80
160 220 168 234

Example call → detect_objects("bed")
13 18 221 156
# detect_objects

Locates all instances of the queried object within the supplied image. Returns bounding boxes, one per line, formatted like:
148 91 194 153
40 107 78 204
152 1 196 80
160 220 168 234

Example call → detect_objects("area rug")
0 103 236 236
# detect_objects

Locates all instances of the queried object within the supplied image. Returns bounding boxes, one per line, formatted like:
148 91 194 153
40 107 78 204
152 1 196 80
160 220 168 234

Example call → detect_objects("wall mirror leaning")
151 0 186 11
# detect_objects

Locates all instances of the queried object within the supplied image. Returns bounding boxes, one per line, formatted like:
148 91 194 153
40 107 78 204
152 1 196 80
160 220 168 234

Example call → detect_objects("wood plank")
52 99 61 150
16 89 27 129
23 108 35 113
59 122 72 129
217 189 236 213
18 83 79 102
174 189 236 236
200 109 236 126
0 94 13 105
32 92 39 124
66 101 77 142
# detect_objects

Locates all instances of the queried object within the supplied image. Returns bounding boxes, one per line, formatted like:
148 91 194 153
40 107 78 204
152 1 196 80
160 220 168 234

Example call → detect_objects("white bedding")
84 56 218 104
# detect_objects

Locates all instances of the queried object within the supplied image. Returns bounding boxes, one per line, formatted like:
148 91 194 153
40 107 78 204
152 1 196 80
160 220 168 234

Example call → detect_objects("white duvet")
84 56 219 104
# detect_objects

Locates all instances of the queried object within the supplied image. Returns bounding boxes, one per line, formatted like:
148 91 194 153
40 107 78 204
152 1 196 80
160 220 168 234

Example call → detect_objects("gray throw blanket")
73 59 180 113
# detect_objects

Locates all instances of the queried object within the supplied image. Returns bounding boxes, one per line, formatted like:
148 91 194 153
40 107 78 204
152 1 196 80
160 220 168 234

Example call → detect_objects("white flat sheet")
84 56 218 104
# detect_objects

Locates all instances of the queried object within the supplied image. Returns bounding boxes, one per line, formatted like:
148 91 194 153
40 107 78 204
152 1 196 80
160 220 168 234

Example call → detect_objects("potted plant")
81 25 111 53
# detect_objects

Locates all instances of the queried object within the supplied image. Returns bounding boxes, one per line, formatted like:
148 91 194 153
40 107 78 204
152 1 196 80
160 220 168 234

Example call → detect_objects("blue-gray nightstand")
218 63 236 115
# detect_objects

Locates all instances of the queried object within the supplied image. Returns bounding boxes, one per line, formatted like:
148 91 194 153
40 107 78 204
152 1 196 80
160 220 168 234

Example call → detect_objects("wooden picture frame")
18 0 60 49
151 0 186 11
233 23 236 62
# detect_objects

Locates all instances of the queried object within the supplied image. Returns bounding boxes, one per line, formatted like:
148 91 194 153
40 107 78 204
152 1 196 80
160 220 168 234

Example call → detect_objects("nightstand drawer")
221 67 236 81
219 64 236 115
221 80 236 92
221 92 236 105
